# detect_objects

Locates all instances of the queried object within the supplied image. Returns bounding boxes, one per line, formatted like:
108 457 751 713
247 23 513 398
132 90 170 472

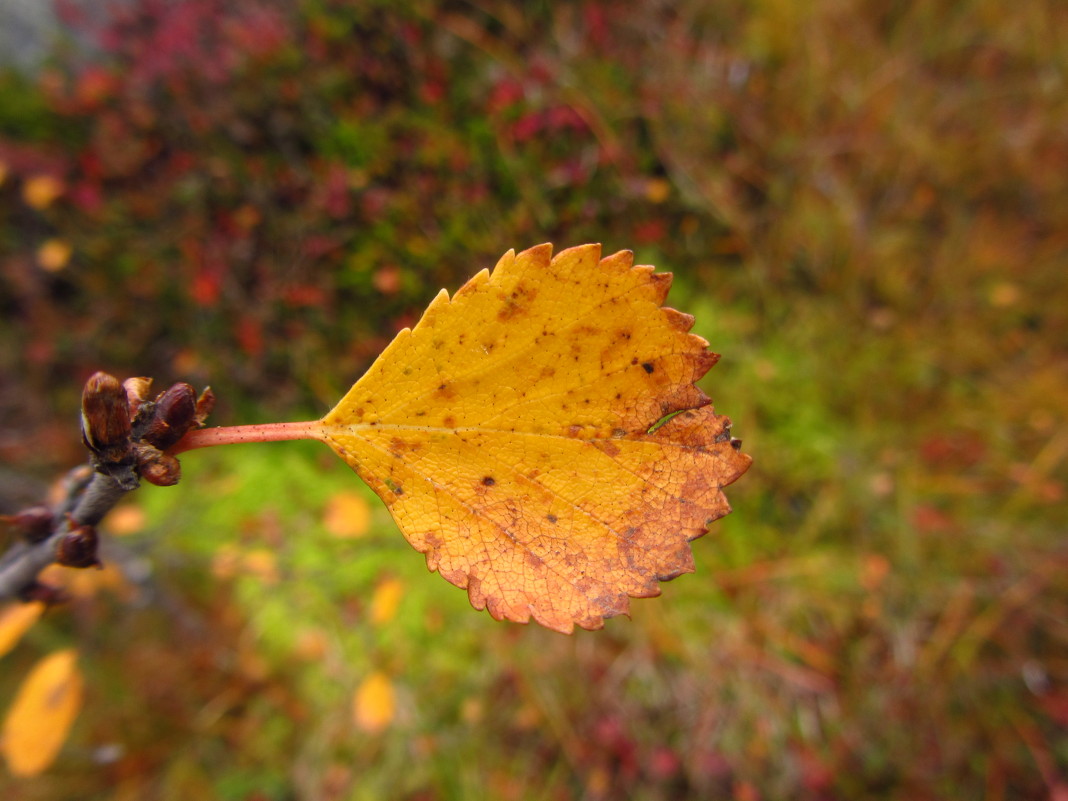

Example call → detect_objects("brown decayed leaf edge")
320 243 751 633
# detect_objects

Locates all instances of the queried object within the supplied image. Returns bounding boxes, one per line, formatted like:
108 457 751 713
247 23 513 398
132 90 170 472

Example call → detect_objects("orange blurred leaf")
210 545 279 584
242 548 281 585
322 491 372 539
645 177 672 204
318 244 751 632
39 562 134 601
36 239 73 272
105 503 146 536
1 649 84 776
353 671 395 733
0 603 45 660
22 175 65 210
293 628 330 662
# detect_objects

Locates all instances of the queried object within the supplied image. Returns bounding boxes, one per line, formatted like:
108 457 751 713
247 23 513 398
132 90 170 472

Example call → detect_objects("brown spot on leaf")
389 436 422 454
481 476 496 487
497 298 525 322
598 441 621 458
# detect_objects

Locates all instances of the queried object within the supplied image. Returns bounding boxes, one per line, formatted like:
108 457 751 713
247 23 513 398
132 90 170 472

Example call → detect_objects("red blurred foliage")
2 0 690 443
919 431 987 470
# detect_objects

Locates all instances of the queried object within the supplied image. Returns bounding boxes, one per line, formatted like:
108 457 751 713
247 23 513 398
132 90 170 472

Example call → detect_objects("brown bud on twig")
82 372 139 490
141 383 197 450
1 506 54 543
123 376 154 418
55 518 101 569
134 444 182 487
81 372 132 453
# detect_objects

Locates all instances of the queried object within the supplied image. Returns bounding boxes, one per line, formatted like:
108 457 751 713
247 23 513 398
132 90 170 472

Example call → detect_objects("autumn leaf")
36 238 73 272
353 671 396 733
369 577 405 626
21 174 65 210
1 649 84 777
316 243 751 633
0 603 44 660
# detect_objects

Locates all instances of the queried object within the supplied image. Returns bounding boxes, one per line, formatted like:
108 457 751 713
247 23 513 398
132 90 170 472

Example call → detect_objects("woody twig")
0 373 213 602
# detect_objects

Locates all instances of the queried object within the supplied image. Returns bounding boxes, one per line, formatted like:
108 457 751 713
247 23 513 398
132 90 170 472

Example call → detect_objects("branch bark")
0 467 132 601
0 372 216 602
0 373 323 601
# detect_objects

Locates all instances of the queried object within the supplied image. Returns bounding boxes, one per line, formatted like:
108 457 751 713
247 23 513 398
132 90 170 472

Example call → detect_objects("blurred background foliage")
0 0 1066 799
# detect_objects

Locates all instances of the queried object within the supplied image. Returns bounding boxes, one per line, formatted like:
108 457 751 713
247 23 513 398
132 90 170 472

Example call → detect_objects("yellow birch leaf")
0 603 45 660
1 649 84 776
316 243 752 633
353 671 395 733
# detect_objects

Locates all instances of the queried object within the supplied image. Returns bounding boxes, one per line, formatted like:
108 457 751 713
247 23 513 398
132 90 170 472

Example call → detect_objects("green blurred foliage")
1 0 1066 799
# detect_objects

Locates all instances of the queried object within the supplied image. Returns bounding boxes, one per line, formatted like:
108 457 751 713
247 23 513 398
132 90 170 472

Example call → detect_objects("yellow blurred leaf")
1 649 84 776
369 578 405 626
39 562 134 601
322 491 371 539
353 671 395 734
315 244 751 632
36 238 73 272
0 603 45 660
22 175 65 210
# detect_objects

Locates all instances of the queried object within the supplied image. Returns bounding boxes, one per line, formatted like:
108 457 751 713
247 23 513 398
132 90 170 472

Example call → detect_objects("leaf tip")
599 249 634 270
551 242 602 267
